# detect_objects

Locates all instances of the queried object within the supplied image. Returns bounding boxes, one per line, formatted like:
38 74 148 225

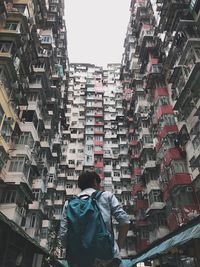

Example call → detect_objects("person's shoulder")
100 191 113 199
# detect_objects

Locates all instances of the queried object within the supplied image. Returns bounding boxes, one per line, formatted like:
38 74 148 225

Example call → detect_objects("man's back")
60 171 130 267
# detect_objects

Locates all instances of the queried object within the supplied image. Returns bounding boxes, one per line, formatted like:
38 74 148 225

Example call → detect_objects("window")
41 228 48 239
0 104 4 125
104 172 111 177
69 160 75 164
18 132 34 147
1 120 12 143
55 208 62 215
161 114 176 126
30 213 36 227
68 171 74 176
4 21 19 31
66 184 73 188
140 229 149 239
41 36 52 44
69 149 76 153
48 174 55 183
9 157 25 172
32 189 40 201
1 190 16 203
143 135 153 144
0 42 12 53
175 187 194 206
149 190 162 205
168 161 187 176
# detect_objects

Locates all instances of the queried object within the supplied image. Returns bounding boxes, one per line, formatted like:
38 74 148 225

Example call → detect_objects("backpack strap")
91 190 103 200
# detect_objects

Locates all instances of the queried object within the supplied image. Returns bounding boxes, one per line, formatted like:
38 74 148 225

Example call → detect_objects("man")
60 171 130 267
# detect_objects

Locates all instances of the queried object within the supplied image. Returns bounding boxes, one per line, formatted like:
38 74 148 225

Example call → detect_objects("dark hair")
78 171 101 190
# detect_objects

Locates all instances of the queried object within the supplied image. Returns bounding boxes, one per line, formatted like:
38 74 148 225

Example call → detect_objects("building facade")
121 0 200 257
0 0 69 252
60 63 135 257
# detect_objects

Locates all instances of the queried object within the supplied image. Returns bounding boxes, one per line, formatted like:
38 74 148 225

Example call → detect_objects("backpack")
65 191 114 267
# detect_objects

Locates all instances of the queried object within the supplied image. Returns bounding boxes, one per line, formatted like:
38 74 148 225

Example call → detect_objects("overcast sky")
64 0 130 68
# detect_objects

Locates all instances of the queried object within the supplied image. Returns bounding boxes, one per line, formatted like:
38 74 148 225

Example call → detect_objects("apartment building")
0 0 69 252
121 0 200 261
61 63 135 257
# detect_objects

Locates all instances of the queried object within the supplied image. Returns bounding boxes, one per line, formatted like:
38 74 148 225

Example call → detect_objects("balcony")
121 173 131 179
158 125 178 139
56 184 65 191
168 173 192 190
12 144 32 159
94 130 104 135
0 43 18 79
94 150 104 155
143 160 156 170
42 220 50 228
164 147 184 166
146 202 166 213
159 0 190 32
45 199 54 206
54 199 63 206
94 112 103 117
40 140 50 149
146 64 163 89
156 105 174 120
29 201 45 213
146 180 160 194
0 203 24 226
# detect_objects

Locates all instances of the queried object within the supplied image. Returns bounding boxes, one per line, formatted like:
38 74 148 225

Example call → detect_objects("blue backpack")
65 191 114 267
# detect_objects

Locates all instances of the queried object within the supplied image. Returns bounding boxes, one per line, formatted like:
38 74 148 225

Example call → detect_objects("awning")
131 222 200 266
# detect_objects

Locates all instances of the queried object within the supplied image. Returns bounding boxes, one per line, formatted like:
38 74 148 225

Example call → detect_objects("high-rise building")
0 0 69 253
61 63 135 257
121 0 200 261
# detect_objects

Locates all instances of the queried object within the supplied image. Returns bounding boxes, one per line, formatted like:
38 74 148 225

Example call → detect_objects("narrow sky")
65 0 130 68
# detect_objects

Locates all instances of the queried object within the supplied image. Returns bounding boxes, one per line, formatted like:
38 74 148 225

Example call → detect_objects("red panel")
135 200 148 210
154 87 169 100
94 151 104 155
134 168 142 176
94 140 104 146
133 183 144 195
94 131 104 135
164 148 183 166
95 122 104 126
95 113 103 117
129 140 138 146
157 105 174 120
169 173 192 190
94 161 104 168
158 125 178 139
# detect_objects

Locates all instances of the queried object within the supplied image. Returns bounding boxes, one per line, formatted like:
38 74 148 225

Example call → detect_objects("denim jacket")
60 188 130 258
